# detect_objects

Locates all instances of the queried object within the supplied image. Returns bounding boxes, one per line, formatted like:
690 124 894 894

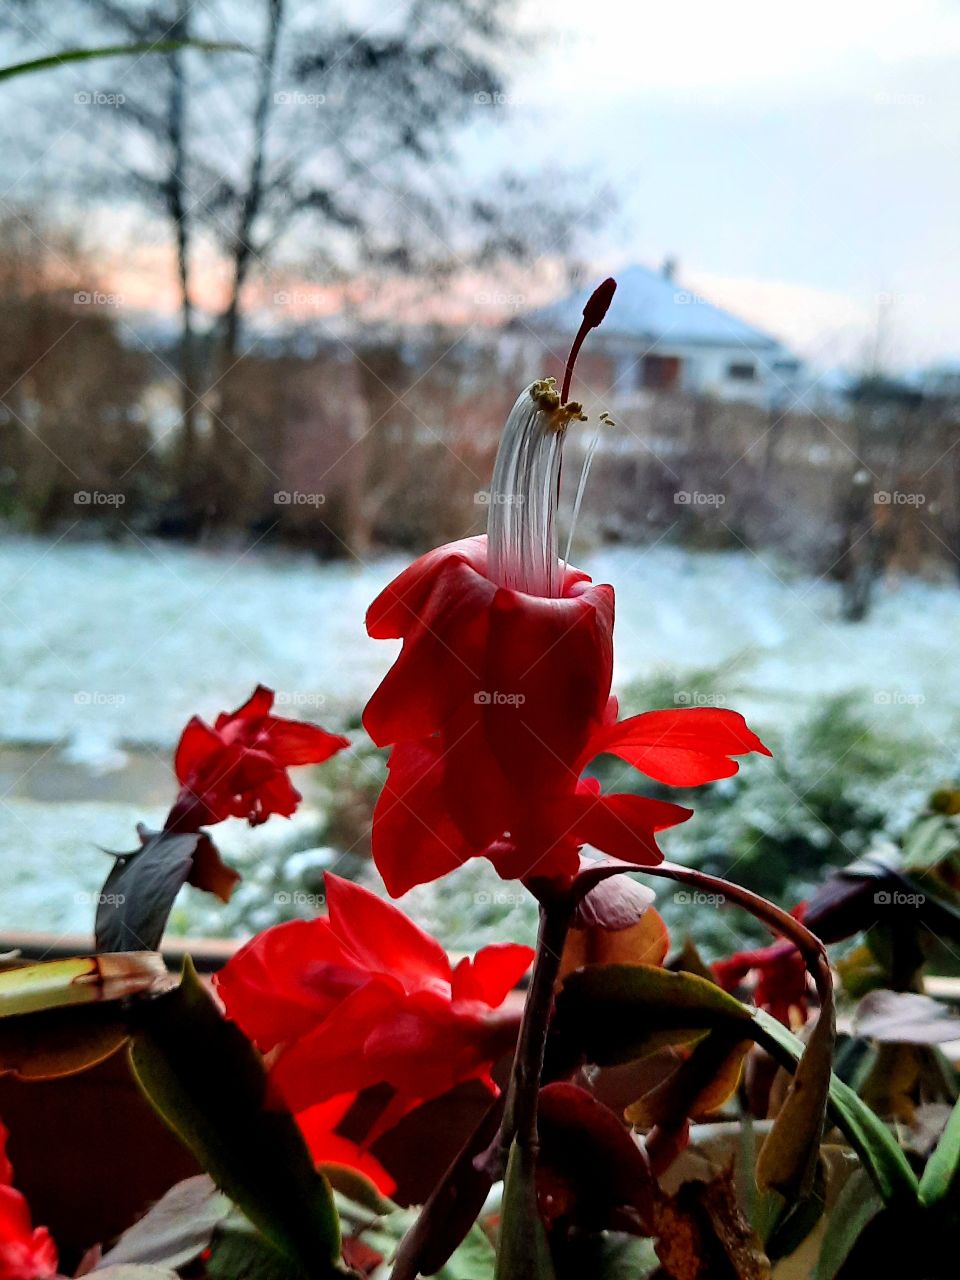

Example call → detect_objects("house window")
726 361 757 382
640 354 682 391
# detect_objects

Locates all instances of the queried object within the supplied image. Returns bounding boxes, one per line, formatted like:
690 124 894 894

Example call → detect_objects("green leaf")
320 1164 395 1216
96 826 238 953
95 1175 231 1270
495 1139 555 1280
814 1168 884 1280
0 952 171 1079
96 830 199 953
207 1220 307 1280
0 952 169 1018
92 1269 179 1279
329 1193 496 1280
0 40 246 82
758 1157 827 1262
553 1233 659 1280
919 1094 960 1213
855 989 960 1045
555 965 919 1211
901 814 960 874
437 1220 497 1280
752 1009 919 1208
755 961 835 1256
128 959 342 1274
555 963 755 1064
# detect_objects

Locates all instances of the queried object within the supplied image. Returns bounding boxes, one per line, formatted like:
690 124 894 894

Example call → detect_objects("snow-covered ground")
2 535 956 751
1 534 958 939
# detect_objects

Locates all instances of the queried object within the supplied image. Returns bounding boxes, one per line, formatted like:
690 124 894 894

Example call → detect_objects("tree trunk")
205 0 284 526
166 4 200 504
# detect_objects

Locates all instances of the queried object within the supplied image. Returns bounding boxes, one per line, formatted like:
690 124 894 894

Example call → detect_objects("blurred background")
1 0 959 956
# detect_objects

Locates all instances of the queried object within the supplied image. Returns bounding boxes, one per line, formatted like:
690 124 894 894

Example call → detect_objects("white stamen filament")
487 379 583 598
562 413 606 570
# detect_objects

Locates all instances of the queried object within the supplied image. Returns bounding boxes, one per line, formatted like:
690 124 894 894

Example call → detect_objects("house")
514 261 807 410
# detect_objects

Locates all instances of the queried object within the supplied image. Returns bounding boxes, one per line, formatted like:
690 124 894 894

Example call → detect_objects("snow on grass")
0 797 325 937
2 535 958 754
0 534 404 755
1 533 959 939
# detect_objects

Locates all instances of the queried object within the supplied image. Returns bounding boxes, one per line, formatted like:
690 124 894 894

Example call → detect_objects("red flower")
363 531 769 894
166 684 348 830
0 1119 57 1280
713 937 809 1027
216 873 533 1132
296 1095 396 1196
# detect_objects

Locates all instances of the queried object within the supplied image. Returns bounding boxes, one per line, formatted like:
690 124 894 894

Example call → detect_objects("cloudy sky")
2 0 956 370
473 0 960 368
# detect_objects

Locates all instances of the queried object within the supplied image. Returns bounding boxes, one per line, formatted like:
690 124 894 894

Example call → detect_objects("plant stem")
501 895 574 1152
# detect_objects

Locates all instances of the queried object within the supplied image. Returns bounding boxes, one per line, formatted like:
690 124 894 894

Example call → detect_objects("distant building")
514 261 806 410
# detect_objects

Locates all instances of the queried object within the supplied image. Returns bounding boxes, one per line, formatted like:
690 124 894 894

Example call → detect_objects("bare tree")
2 0 601 536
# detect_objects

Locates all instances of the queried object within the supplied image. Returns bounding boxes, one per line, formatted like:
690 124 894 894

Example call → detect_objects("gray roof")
526 264 784 350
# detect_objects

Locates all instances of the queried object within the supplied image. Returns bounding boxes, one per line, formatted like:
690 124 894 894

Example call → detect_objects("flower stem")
501 893 574 1152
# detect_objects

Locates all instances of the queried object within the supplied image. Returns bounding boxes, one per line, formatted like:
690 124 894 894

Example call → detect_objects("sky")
470 0 960 368
1 0 957 370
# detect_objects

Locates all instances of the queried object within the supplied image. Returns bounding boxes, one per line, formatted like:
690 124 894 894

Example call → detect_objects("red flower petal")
372 740 475 897
366 536 489 639
255 719 350 767
589 707 771 786
271 980 407 1108
173 716 222 784
0 1122 58 1280
324 874 452 989
216 918 363 1050
295 1095 397 1196
450 943 534 1006
245 767 302 823
216 683 275 729
364 550 495 746
570 791 692 864
481 582 614 797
